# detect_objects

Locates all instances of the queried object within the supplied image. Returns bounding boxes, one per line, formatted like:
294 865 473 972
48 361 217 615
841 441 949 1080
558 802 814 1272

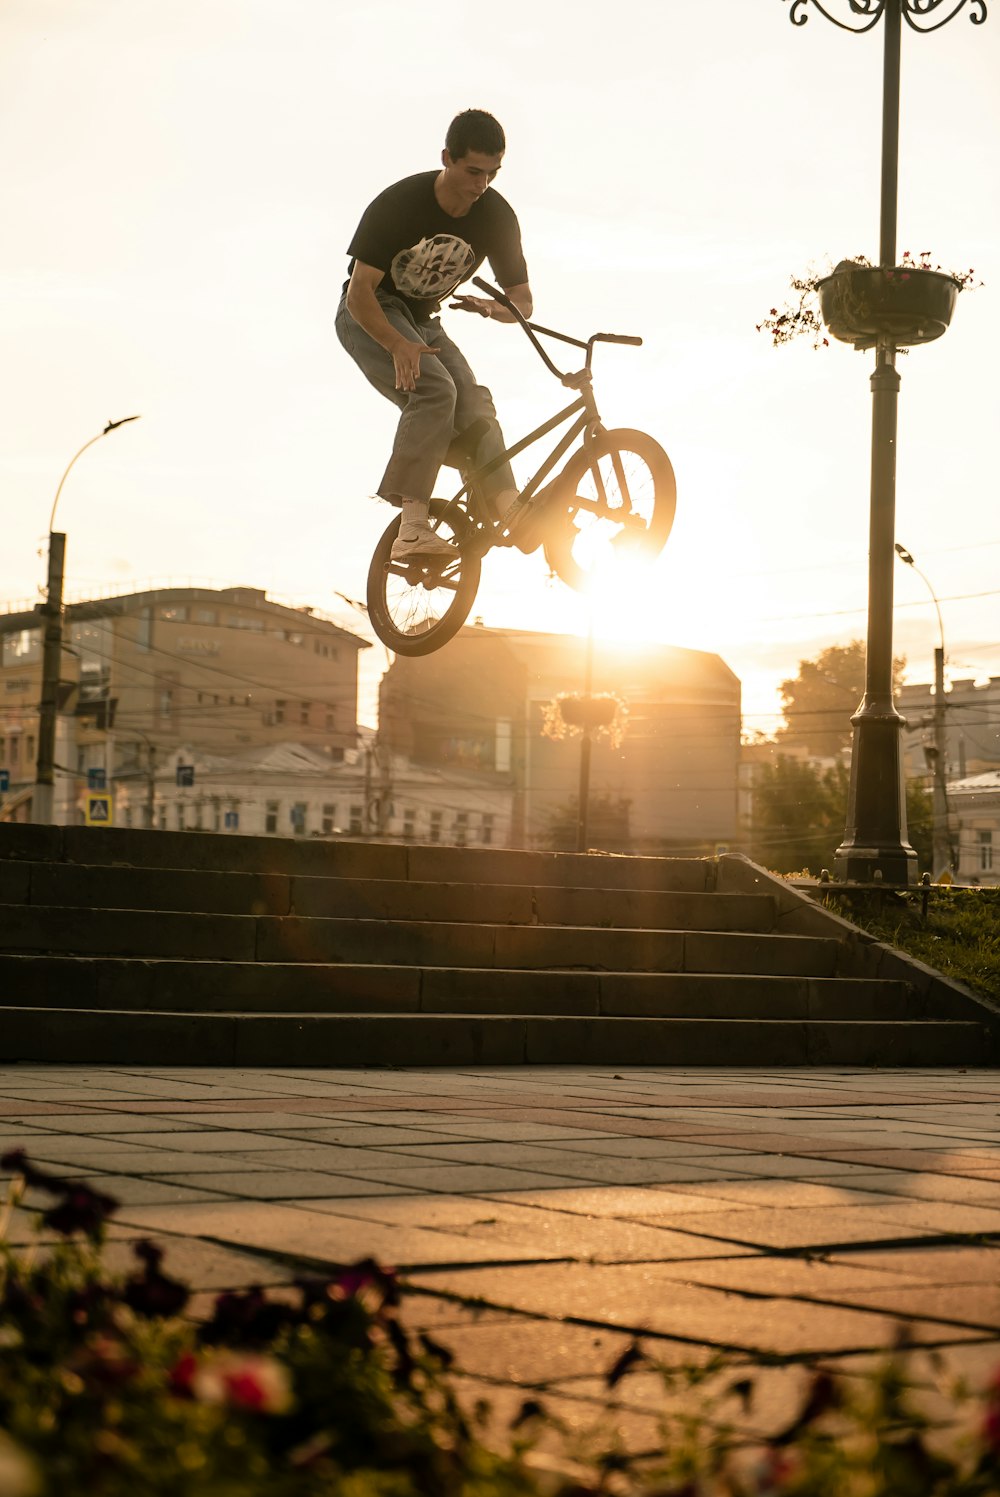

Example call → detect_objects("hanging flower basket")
817 263 960 350
558 694 617 729
541 691 629 749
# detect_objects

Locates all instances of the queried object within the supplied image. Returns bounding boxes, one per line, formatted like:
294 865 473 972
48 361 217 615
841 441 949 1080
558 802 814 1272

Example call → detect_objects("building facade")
379 624 741 853
0 586 367 825
900 675 1000 781
948 770 1000 886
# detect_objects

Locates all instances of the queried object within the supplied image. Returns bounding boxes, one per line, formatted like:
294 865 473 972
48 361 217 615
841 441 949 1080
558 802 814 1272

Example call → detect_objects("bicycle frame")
440 277 641 554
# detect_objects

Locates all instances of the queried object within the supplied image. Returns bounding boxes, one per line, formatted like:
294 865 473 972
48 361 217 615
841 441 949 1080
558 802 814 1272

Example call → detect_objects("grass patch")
828 886 1000 1000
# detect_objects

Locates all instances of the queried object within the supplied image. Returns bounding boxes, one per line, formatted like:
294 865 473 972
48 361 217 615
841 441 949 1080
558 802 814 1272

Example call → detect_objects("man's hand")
450 294 495 319
391 336 440 393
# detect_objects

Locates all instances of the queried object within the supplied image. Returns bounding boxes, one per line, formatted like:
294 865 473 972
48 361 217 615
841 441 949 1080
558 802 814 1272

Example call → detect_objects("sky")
2 0 998 731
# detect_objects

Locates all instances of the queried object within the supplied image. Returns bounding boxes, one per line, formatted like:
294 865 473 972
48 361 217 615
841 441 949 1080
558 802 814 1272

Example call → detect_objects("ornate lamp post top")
787 0 986 31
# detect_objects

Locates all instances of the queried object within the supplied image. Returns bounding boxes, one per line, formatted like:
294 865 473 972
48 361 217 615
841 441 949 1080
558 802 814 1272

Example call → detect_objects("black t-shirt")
345 171 528 319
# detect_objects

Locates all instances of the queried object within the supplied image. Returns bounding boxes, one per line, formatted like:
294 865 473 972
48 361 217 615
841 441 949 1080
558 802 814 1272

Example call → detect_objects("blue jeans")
335 289 516 507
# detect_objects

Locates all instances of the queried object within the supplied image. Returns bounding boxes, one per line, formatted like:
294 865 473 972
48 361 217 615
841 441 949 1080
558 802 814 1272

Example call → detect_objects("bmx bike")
366 276 677 656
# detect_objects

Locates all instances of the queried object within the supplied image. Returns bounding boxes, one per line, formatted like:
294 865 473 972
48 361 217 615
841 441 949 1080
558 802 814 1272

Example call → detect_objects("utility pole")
34 416 140 824
34 532 66 825
576 622 595 854
932 644 950 874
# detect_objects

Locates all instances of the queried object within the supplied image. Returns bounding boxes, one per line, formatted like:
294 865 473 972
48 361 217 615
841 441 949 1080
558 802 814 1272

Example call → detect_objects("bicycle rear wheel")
542 428 676 593
367 499 482 656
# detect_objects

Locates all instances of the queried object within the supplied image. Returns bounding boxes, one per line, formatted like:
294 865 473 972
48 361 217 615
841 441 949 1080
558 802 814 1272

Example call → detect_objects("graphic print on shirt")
390 233 476 301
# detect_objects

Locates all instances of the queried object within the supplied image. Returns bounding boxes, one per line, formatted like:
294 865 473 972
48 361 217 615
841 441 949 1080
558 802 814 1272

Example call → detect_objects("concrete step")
0 824 715 893
0 887 779 960
0 1006 991 1068
4 860 752 925
0 954 921 1020
0 909 841 976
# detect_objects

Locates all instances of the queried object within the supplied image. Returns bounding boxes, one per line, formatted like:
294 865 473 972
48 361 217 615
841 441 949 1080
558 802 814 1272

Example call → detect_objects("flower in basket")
757 251 981 350
541 691 629 750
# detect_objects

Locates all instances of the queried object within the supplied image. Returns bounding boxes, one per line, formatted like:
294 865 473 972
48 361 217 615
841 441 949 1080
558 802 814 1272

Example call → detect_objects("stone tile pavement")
2 1064 999 1443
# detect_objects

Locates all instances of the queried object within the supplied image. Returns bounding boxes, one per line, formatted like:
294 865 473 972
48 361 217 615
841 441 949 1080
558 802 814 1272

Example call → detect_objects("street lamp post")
786 0 987 884
33 417 140 825
895 543 953 874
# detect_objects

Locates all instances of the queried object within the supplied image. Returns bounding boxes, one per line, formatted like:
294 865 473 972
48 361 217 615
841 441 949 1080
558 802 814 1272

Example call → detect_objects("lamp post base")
834 704 918 885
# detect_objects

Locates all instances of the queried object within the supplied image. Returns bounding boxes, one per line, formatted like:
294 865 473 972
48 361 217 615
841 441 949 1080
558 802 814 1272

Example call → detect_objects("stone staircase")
0 824 995 1066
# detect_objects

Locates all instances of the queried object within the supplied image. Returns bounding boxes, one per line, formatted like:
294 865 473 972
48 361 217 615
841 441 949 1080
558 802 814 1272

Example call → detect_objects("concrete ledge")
716 854 1000 1035
0 1007 992 1067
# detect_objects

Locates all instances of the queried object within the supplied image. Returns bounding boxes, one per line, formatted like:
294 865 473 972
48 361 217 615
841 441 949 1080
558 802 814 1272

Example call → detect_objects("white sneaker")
391 522 456 562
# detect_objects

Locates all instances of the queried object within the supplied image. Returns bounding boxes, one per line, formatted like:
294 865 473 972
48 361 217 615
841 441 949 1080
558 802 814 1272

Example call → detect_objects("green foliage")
543 794 632 853
2 1155 999 1495
752 753 932 878
751 756 848 875
843 885 1000 999
777 641 906 759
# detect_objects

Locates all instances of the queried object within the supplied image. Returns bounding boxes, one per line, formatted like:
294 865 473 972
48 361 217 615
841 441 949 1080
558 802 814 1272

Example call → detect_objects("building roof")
0 584 369 649
949 770 1000 794
457 623 740 696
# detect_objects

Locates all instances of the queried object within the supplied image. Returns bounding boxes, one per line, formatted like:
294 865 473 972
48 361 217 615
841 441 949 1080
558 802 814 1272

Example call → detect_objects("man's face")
441 148 503 208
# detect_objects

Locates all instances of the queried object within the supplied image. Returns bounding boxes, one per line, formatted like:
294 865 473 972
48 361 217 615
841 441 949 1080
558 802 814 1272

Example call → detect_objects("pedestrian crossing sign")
85 793 114 825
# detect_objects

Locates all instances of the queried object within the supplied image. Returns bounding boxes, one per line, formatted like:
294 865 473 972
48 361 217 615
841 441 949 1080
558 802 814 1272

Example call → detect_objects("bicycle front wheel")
542 428 677 593
367 500 482 656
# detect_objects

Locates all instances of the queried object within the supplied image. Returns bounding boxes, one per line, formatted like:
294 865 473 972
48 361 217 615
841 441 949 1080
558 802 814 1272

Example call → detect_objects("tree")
750 754 934 876
543 794 631 853
750 756 849 875
778 641 906 758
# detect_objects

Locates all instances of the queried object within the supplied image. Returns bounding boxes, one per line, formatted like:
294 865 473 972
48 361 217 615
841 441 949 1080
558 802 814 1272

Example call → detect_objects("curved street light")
895 542 954 873
34 417 142 824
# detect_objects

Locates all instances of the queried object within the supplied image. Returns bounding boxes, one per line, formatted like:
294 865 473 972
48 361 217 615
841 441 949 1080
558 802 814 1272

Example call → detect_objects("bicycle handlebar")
470 277 642 379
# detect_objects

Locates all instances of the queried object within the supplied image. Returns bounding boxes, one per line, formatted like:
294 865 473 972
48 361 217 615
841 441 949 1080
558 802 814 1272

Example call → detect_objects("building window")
495 718 512 774
322 803 336 834
454 811 468 846
26 735 35 761
403 809 416 840
158 687 174 722
482 813 495 846
9 738 19 765
349 804 363 835
158 807 167 831
325 712 335 731
977 830 993 872
429 810 443 844
175 802 185 831
265 801 279 834
159 606 187 622
136 608 152 651
329 746 344 764
290 802 307 835
2 630 41 667
193 608 218 625
300 701 311 727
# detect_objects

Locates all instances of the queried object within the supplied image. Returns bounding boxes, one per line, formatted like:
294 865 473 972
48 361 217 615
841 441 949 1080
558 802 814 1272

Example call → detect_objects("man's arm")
345 261 439 393
451 281 533 323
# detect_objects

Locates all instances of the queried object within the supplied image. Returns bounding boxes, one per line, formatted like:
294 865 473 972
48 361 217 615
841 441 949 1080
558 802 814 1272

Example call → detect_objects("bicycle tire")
542 428 677 593
367 499 482 656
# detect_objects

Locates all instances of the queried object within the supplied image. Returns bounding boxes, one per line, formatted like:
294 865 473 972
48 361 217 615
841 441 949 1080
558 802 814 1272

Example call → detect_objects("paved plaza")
3 1064 999 1444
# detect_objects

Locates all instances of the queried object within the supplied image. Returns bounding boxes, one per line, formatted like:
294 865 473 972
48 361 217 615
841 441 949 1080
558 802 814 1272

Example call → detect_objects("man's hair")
445 109 505 160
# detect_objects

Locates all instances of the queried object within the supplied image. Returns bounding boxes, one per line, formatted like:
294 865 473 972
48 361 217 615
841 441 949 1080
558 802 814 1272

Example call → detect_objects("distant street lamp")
895 542 953 873
786 0 987 885
34 417 141 824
